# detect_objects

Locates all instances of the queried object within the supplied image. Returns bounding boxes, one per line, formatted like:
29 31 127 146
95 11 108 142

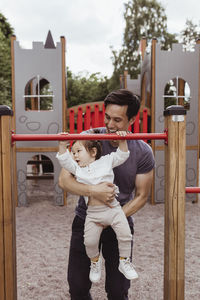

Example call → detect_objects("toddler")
56 131 138 283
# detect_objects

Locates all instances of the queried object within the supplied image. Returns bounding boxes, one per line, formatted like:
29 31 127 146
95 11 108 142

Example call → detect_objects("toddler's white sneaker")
89 256 102 283
118 257 138 280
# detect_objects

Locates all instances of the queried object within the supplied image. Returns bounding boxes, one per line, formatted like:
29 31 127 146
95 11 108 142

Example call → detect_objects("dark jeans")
67 215 134 300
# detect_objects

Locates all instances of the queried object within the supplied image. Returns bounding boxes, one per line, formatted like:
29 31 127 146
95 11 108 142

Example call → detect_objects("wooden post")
164 105 186 300
140 37 147 61
196 38 200 203
0 105 17 300
123 70 128 89
10 35 18 207
150 38 157 205
61 36 67 132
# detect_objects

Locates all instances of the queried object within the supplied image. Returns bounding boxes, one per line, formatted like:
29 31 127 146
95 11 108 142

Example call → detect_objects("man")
59 89 155 299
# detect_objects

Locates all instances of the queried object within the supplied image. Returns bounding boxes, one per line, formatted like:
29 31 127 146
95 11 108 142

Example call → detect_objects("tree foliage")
66 69 111 107
0 13 14 107
179 19 200 51
110 0 178 87
1 9 200 110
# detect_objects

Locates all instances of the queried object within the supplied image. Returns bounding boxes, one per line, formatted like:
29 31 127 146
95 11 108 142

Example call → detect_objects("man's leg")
100 222 134 300
68 216 93 300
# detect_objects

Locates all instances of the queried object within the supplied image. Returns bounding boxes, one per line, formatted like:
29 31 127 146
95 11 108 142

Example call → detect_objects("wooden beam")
16 147 58 152
0 114 5 300
164 106 186 300
61 36 67 132
10 35 18 207
0 108 17 300
151 38 157 205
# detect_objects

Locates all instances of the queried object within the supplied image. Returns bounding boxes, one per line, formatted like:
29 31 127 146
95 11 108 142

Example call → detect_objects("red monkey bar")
11 132 168 142
185 187 200 193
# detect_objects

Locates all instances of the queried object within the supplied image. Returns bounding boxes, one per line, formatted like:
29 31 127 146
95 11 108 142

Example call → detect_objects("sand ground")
16 179 200 300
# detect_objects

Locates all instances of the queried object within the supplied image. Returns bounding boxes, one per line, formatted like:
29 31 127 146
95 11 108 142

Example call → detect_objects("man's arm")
58 168 116 203
122 169 154 217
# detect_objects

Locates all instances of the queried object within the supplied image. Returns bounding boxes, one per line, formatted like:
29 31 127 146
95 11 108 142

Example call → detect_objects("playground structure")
11 32 149 207
1 33 200 299
11 32 66 206
0 104 199 300
120 38 200 204
10 33 200 205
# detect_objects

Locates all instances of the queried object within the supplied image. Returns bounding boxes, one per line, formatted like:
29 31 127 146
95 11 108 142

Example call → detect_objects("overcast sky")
1 0 200 77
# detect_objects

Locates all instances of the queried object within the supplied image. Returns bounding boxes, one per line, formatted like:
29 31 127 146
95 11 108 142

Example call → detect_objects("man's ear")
129 116 136 126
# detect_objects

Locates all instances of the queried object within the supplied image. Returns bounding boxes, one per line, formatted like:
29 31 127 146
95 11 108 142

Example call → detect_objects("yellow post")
0 105 17 300
164 105 186 300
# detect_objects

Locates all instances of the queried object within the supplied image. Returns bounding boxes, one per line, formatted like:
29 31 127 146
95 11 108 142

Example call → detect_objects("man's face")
104 104 135 146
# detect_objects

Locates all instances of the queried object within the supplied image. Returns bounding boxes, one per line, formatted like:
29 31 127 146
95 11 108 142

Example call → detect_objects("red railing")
68 103 148 138
12 132 168 142
185 187 200 193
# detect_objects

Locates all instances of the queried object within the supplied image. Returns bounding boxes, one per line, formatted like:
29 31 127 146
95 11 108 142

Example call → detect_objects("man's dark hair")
104 89 141 120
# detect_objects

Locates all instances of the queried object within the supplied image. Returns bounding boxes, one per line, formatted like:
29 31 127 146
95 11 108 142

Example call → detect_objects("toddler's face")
71 141 94 167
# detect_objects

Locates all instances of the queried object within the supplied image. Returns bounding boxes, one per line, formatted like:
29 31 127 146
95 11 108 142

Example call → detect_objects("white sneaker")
89 256 102 283
118 258 138 280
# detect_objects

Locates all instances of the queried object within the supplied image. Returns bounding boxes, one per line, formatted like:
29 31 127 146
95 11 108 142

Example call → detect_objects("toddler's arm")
110 131 129 168
58 132 70 155
56 133 76 175
117 131 128 152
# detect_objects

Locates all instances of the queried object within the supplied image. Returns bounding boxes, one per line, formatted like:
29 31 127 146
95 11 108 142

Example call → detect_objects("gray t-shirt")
75 127 155 220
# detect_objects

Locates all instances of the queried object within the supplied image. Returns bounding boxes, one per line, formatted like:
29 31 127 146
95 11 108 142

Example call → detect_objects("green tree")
0 12 14 107
179 19 200 51
110 0 178 88
67 68 111 107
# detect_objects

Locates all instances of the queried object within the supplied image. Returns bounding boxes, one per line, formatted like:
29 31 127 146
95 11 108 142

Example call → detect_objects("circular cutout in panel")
17 169 26 183
18 183 26 192
186 122 195 136
26 121 41 131
158 115 164 123
156 188 164 203
55 183 63 194
19 115 28 123
18 192 27 206
186 167 196 182
156 164 164 179
47 122 59 134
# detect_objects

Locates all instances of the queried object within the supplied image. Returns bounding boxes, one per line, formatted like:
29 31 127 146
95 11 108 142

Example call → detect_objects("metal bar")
77 106 83 133
94 104 99 128
69 109 75 133
23 95 54 98
162 95 191 99
37 75 40 111
185 187 200 193
12 132 168 142
133 112 140 133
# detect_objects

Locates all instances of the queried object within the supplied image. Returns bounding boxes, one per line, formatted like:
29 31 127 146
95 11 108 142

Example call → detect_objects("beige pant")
84 200 132 259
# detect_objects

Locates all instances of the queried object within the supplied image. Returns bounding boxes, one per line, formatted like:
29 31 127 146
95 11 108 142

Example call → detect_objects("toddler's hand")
116 131 128 152
59 132 70 147
116 131 127 137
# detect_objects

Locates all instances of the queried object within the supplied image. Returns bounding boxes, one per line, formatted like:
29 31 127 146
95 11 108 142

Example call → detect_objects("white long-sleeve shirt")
56 148 130 204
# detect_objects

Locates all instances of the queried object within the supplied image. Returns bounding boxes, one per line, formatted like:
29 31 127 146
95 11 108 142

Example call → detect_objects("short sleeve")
137 144 155 174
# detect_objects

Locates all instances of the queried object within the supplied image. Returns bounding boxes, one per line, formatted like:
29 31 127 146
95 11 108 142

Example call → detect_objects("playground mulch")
16 179 200 300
